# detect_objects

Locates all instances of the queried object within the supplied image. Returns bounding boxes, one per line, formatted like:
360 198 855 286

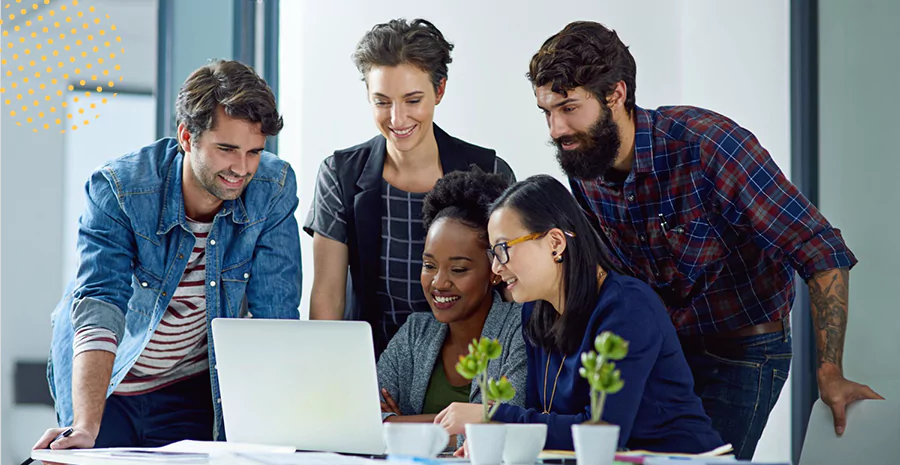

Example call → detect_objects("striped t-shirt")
73 218 212 395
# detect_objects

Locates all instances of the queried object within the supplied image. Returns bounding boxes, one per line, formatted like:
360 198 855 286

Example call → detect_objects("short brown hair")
352 18 454 92
528 22 636 112
175 60 283 151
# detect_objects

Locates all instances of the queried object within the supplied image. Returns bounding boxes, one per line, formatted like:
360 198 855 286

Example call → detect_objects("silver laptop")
211 318 386 454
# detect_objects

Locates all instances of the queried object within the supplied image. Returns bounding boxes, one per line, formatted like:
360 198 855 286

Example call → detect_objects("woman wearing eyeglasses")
435 175 724 454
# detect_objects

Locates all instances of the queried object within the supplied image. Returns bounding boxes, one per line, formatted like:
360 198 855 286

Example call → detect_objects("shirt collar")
632 105 655 175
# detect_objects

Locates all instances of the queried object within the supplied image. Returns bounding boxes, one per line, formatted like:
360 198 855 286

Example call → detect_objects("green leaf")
596 362 623 391
580 351 597 370
456 356 477 379
485 339 503 360
487 376 516 402
594 331 629 360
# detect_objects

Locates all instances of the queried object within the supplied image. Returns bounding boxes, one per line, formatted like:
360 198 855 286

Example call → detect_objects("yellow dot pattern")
1 0 123 133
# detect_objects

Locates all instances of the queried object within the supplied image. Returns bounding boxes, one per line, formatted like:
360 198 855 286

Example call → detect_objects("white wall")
680 3 792 461
819 0 900 396
279 1 791 462
0 0 157 462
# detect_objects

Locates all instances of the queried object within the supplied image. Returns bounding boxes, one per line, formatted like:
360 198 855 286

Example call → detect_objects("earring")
491 276 501 285
555 254 564 263
552 251 558 256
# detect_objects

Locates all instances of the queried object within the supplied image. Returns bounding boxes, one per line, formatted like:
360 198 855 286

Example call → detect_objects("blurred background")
2 0 898 463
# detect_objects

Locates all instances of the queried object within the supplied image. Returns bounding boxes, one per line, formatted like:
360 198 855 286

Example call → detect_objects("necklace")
542 352 567 414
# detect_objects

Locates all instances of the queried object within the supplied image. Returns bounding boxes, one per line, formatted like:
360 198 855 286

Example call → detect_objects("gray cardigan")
377 292 526 420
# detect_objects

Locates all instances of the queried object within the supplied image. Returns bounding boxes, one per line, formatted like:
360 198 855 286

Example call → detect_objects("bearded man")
527 21 880 460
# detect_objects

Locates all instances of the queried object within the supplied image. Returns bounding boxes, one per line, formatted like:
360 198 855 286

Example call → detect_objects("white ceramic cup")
503 424 548 464
383 423 449 458
571 424 620 465
466 424 508 465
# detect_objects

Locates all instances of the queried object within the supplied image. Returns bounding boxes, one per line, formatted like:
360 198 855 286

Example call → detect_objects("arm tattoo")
808 268 849 370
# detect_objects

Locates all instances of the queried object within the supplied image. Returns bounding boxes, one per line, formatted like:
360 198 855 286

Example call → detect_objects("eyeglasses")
487 230 575 265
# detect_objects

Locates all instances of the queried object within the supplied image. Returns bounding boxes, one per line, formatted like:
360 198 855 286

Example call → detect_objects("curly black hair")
422 167 510 242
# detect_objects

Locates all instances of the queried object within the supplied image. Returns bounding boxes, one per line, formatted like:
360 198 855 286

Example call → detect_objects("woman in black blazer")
304 18 515 357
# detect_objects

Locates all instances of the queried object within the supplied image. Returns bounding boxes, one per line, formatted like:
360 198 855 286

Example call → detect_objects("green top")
421 358 472 415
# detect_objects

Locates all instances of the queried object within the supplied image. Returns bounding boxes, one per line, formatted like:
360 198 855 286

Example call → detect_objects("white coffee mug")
383 423 450 458
503 424 548 464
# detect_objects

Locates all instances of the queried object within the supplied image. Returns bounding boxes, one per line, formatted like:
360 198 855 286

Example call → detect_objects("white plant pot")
503 424 548 465
466 424 507 465
571 424 620 465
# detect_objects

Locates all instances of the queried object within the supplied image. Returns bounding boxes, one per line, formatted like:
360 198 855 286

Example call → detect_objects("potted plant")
572 331 629 465
456 337 517 465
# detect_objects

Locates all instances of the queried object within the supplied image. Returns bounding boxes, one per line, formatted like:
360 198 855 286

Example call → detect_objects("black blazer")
309 124 511 356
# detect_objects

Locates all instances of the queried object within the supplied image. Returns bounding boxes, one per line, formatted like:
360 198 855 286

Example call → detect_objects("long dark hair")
490 175 621 354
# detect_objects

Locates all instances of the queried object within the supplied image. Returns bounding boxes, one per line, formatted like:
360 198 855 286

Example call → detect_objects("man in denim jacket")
34 60 302 449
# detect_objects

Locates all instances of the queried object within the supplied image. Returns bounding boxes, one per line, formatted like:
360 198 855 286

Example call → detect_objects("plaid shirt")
571 106 857 335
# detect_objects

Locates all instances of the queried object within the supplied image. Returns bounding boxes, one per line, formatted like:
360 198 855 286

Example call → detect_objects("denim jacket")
47 138 302 440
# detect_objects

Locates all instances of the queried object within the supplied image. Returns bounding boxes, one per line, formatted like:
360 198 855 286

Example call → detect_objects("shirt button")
141 282 148 288
210 280 217 287
209 239 216 246
162 292 167 297
217 398 222 404
639 234 647 242
178 254 184 259
243 273 250 279
627 194 635 202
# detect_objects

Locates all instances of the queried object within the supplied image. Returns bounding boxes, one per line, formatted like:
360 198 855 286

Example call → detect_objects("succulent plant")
456 337 516 422
579 331 629 424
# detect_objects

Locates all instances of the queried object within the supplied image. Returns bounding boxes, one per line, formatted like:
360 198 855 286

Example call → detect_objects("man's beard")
192 152 252 201
553 105 621 181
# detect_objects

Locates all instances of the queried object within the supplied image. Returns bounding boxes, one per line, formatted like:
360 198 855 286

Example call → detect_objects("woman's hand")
454 439 468 458
434 402 483 435
381 388 402 415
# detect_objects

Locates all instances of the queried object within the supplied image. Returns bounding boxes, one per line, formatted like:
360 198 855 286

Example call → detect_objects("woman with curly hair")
304 18 516 358
376 168 525 427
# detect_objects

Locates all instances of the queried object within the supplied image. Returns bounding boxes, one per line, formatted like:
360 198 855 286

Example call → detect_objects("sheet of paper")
160 440 297 456
230 452 381 465
31 447 210 464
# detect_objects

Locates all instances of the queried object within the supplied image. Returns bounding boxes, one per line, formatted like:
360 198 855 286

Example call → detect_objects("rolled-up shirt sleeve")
73 326 118 357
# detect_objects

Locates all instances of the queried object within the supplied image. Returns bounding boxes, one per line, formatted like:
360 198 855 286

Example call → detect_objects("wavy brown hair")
175 59 283 152
352 18 454 92
528 21 636 111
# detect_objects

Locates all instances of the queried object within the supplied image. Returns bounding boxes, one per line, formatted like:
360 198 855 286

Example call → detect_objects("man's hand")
808 268 883 436
434 402 483 435
381 388 402 415
33 426 96 450
818 365 883 436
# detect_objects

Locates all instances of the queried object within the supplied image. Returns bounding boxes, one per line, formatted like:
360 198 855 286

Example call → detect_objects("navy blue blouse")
492 271 724 453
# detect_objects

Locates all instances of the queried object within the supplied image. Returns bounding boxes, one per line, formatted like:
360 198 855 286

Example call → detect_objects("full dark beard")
553 105 621 181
